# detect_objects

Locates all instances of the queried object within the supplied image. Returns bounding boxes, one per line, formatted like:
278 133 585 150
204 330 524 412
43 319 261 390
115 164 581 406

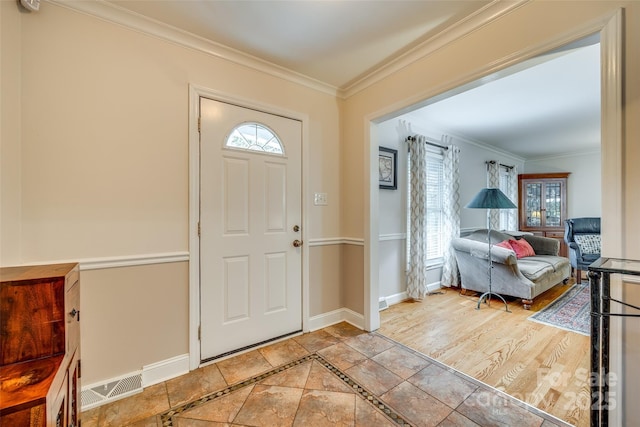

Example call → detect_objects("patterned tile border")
159 353 413 426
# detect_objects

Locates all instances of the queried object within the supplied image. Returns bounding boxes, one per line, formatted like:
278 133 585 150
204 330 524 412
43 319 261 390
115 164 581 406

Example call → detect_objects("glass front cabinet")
518 173 569 257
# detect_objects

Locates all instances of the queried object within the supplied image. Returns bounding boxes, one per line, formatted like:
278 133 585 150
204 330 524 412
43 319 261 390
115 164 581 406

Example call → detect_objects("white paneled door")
199 97 302 362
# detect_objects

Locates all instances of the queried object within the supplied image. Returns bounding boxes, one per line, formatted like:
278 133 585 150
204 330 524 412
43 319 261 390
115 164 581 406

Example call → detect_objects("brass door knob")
293 240 303 248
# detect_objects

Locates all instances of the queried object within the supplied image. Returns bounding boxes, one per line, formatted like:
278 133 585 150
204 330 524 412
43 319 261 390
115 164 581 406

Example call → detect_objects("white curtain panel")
406 135 428 300
506 165 518 230
486 161 500 229
441 139 460 288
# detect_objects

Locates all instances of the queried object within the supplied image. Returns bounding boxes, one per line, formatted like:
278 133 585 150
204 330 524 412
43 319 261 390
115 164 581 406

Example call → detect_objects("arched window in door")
225 122 284 155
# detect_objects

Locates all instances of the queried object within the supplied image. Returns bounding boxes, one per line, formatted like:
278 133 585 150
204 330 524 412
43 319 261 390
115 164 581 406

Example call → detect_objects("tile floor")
82 323 571 427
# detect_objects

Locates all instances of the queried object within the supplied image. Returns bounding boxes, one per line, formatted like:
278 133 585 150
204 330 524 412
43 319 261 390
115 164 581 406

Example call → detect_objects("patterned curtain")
441 138 460 288
506 165 518 230
406 135 428 300
486 161 500 229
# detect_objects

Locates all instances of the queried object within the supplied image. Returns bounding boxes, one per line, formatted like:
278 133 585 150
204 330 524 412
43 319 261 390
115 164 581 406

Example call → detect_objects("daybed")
452 229 570 309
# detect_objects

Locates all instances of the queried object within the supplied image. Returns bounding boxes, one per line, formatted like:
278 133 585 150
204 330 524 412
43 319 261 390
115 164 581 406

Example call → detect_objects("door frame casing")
188 84 310 370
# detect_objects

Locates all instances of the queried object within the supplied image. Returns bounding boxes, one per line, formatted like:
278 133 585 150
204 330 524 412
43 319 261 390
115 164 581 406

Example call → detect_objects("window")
225 123 284 155
406 149 445 265
499 167 510 229
498 166 517 231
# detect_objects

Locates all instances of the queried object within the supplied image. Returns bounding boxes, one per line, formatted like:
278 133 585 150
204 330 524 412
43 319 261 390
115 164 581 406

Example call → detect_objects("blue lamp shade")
466 188 517 209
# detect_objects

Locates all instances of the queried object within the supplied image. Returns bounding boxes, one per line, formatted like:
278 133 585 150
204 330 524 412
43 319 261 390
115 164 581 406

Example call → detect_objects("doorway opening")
366 13 623 426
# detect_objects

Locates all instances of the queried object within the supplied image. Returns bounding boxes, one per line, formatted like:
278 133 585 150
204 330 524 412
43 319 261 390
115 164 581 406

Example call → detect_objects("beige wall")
309 245 342 316
2 2 343 384
0 1 22 266
81 262 188 385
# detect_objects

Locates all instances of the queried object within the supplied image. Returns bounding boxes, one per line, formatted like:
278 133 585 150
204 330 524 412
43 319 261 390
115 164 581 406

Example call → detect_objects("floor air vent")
378 298 389 311
81 373 143 411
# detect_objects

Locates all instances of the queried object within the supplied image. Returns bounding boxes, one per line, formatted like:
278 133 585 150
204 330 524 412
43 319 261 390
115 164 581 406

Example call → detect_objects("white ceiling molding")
49 0 529 100
49 0 339 97
340 0 529 98
403 118 527 163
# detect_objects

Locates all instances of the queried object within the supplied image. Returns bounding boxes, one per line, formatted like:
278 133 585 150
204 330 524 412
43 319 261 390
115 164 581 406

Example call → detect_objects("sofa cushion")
574 234 601 254
517 255 568 281
509 238 536 259
517 259 553 281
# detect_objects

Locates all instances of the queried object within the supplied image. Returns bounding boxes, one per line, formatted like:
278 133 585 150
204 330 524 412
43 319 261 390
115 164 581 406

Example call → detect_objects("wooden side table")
588 258 640 427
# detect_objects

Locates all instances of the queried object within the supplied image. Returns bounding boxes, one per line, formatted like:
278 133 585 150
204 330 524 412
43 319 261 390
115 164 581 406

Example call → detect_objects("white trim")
141 353 190 387
21 252 189 271
188 84 311 370
381 282 441 307
379 233 406 242
599 11 624 427
188 85 201 371
342 0 528 98
308 308 365 332
49 0 338 97
624 276 640 285
48 0 526 100
384 291 409 306
526 149 601 163
80 353 189 411
307 237 365 247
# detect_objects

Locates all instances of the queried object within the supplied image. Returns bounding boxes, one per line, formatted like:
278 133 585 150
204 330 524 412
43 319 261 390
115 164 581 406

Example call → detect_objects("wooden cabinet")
518 173 570 257
0 263 80 427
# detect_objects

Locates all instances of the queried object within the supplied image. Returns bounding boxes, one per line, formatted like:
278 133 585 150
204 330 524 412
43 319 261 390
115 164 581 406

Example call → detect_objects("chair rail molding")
20 252 189 271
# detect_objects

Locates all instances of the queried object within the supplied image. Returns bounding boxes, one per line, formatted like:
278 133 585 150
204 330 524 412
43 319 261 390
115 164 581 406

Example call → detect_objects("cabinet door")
519 174 568 231
523 181 543 227
65 279 80 356
49 371 68 427
68 351 80 427
543 180 564 228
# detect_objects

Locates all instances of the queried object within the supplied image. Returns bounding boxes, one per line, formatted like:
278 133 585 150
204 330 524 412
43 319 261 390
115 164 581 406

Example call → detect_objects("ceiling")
103 0 600 159
108 0 492 88
402 40 601 159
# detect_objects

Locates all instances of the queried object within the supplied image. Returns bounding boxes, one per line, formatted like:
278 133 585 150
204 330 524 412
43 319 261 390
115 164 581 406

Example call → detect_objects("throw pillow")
495 240 514 250
574 234 601 254
509 238 536 259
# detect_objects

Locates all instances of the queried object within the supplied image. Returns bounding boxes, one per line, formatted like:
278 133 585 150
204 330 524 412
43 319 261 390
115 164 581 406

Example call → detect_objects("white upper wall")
524 151 601 218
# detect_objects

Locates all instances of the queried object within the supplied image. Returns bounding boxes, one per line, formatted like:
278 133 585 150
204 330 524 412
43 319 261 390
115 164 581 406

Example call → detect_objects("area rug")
528 283 590 335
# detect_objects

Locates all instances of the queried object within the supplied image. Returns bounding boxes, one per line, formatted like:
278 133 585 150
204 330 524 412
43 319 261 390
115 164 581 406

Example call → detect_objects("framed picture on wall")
379 147 397 190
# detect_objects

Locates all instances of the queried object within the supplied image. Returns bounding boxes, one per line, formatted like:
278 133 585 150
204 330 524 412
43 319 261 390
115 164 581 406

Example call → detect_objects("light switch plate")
314 193 328 206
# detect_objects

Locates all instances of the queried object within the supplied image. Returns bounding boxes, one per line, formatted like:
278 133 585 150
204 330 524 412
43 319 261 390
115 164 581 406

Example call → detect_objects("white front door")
199 97 302 362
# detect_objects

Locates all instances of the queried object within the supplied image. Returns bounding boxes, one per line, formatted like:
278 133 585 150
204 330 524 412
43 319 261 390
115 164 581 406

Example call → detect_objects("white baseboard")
81 353 189 411
142 353 190 387
384 291 408 306
380 282 441 307
308 308 365 331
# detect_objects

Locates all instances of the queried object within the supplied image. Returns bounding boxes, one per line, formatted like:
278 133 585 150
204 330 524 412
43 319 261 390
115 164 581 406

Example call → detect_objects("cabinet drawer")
545 231 564 239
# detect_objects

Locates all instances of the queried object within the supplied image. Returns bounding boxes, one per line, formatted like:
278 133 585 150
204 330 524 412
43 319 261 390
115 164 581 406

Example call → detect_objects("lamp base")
476 291 511 312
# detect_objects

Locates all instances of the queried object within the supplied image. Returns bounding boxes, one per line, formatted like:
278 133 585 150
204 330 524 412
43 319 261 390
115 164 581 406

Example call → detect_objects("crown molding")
340 0 530 98
48 0 339 97
401 117 527 163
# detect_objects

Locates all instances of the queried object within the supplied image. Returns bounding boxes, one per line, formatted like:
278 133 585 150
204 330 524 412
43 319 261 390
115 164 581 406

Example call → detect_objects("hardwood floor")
378 279 590 427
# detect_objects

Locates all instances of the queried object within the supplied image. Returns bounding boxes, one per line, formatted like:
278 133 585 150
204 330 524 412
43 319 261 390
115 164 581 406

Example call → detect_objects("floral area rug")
528 283 590 335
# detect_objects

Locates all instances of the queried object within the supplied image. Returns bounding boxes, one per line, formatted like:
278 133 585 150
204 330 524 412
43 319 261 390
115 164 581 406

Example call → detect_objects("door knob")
293 240 303 248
